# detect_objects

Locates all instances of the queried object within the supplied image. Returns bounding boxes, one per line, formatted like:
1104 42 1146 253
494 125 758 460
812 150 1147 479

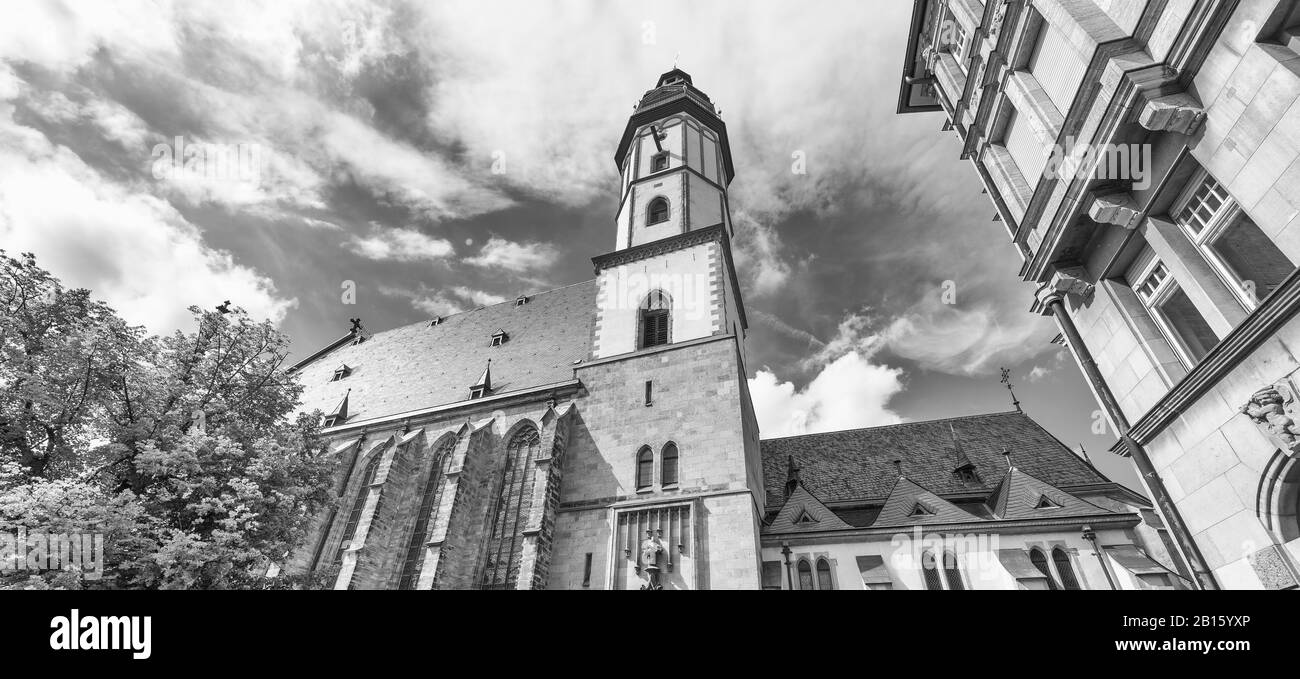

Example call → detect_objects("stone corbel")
1138 92 1206 136
1087 191 1141 230
1240 376 1300 458
1048 266 1095 298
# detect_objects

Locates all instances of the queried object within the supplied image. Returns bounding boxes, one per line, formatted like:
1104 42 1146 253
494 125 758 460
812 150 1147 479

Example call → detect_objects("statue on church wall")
1241 376 1300 457
639 529 666 590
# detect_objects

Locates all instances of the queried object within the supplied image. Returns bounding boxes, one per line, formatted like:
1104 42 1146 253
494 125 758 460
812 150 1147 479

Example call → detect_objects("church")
286 69 1183 590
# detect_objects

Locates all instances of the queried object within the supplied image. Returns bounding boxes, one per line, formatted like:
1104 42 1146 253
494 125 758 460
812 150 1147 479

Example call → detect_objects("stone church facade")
897 0 1300 588
287 69 1179 590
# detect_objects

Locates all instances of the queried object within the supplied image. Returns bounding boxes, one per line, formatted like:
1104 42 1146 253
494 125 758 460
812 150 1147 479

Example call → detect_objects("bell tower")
591 69 747 360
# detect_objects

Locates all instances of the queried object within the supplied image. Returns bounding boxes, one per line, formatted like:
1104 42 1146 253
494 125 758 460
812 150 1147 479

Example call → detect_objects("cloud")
465 237 559 272
0 95 293 332
347 225 455 262
750 353 905 438
379 284 506 316
749 306 905 438
882 293 1056 376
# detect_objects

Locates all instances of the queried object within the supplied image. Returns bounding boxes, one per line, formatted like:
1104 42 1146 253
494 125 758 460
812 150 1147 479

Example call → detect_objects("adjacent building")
898 0 1300 589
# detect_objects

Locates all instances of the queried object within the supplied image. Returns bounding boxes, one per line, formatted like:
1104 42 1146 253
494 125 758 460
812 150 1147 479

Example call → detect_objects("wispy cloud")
466 237 559 272
347 225 455 262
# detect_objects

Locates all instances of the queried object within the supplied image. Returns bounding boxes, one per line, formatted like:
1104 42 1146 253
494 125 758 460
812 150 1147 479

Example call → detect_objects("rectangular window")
1004 109 1049 185
946 10 969 65
582 553 593 588
1027 12 1087 115
1173 170 1296 308
1128 249 1221 367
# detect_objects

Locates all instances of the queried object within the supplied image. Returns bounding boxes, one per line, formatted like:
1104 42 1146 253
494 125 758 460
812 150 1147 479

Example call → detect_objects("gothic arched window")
397 438 456 590
639 290 671 349
479 426 541 589
1052 547 1080 590
797 559 814 590
816 558 834 590
635 446 654 490
943 551 965 590
1029 548 1058 590
921 550 943 590
334 450 384 564
660 442 679 487
647 197 669 225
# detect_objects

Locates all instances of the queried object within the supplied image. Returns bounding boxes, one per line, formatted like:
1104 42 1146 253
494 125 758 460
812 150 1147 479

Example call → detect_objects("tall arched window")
479 426 541 589
942 551 965 590
816 558 834 590
334 451 384 564
661 442 679 486
647 197 669 225
1052 547 1080 590
635 446 654 490
797 560 814 590
921 550 944 590
1029 548 1058 590
639 290 671 349
397 439 456 590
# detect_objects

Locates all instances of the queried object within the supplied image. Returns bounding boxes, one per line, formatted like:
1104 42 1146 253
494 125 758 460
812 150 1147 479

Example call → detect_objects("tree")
0 251 337 589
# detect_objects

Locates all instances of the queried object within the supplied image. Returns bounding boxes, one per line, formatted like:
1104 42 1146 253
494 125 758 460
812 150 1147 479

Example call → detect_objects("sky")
0 0 1139 489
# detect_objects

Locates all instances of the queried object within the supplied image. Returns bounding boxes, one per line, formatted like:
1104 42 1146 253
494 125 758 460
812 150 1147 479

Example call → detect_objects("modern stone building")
897 0 1300 589
284 69 1178 590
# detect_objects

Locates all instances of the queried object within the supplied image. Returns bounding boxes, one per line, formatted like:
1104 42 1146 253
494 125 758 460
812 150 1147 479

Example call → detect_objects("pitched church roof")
873 476 987 527
292 280 597 425
987 465 1113 520
759 411 1113 514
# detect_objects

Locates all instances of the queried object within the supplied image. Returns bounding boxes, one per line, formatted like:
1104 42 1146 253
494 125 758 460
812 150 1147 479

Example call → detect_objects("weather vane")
999 367 1021 412
673 52 679 69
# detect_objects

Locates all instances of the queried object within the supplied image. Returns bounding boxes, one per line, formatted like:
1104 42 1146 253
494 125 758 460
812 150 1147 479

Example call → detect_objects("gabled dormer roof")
987 466 1115 520
324 389 350 425
767 484 852 533
873 476 985 527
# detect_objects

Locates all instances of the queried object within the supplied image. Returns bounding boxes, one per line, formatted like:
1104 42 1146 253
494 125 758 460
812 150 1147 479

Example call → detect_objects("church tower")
545 69 765 590
591 68 746 359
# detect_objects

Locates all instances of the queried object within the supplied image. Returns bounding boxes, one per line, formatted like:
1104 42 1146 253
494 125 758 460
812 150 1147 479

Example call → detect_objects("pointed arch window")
1029 548 1059 590
921 550 944 590
639 290 671 349
479 427 541 589
647 197 669 225
942 551 965 590
661 442 679 487
797 559 814 590
334 451 384 564
397 438 456 590
1052 547 1080 590
635 446 654 490
816 558 834 590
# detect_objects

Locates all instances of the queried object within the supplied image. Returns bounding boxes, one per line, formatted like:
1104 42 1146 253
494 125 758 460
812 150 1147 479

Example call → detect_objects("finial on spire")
999 367 1021 412
216 300 231 314
673 52 680 70
1002 447 1013 470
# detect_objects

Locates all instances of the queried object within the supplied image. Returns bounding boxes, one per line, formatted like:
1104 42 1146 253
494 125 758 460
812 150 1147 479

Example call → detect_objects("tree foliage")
0 251 337 589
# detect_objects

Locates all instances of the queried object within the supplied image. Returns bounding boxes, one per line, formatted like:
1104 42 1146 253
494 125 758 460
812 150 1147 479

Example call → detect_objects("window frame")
942 550 965 591
660 442 679 488
797 559 815 591
1172 168 1294 310
1051 546 1081 590
921 550 945 591
635 446 654 491
647 197 670 225
815 557 835 591
651 152 669 173
1028 547 1059 591
1129 253 1216 368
